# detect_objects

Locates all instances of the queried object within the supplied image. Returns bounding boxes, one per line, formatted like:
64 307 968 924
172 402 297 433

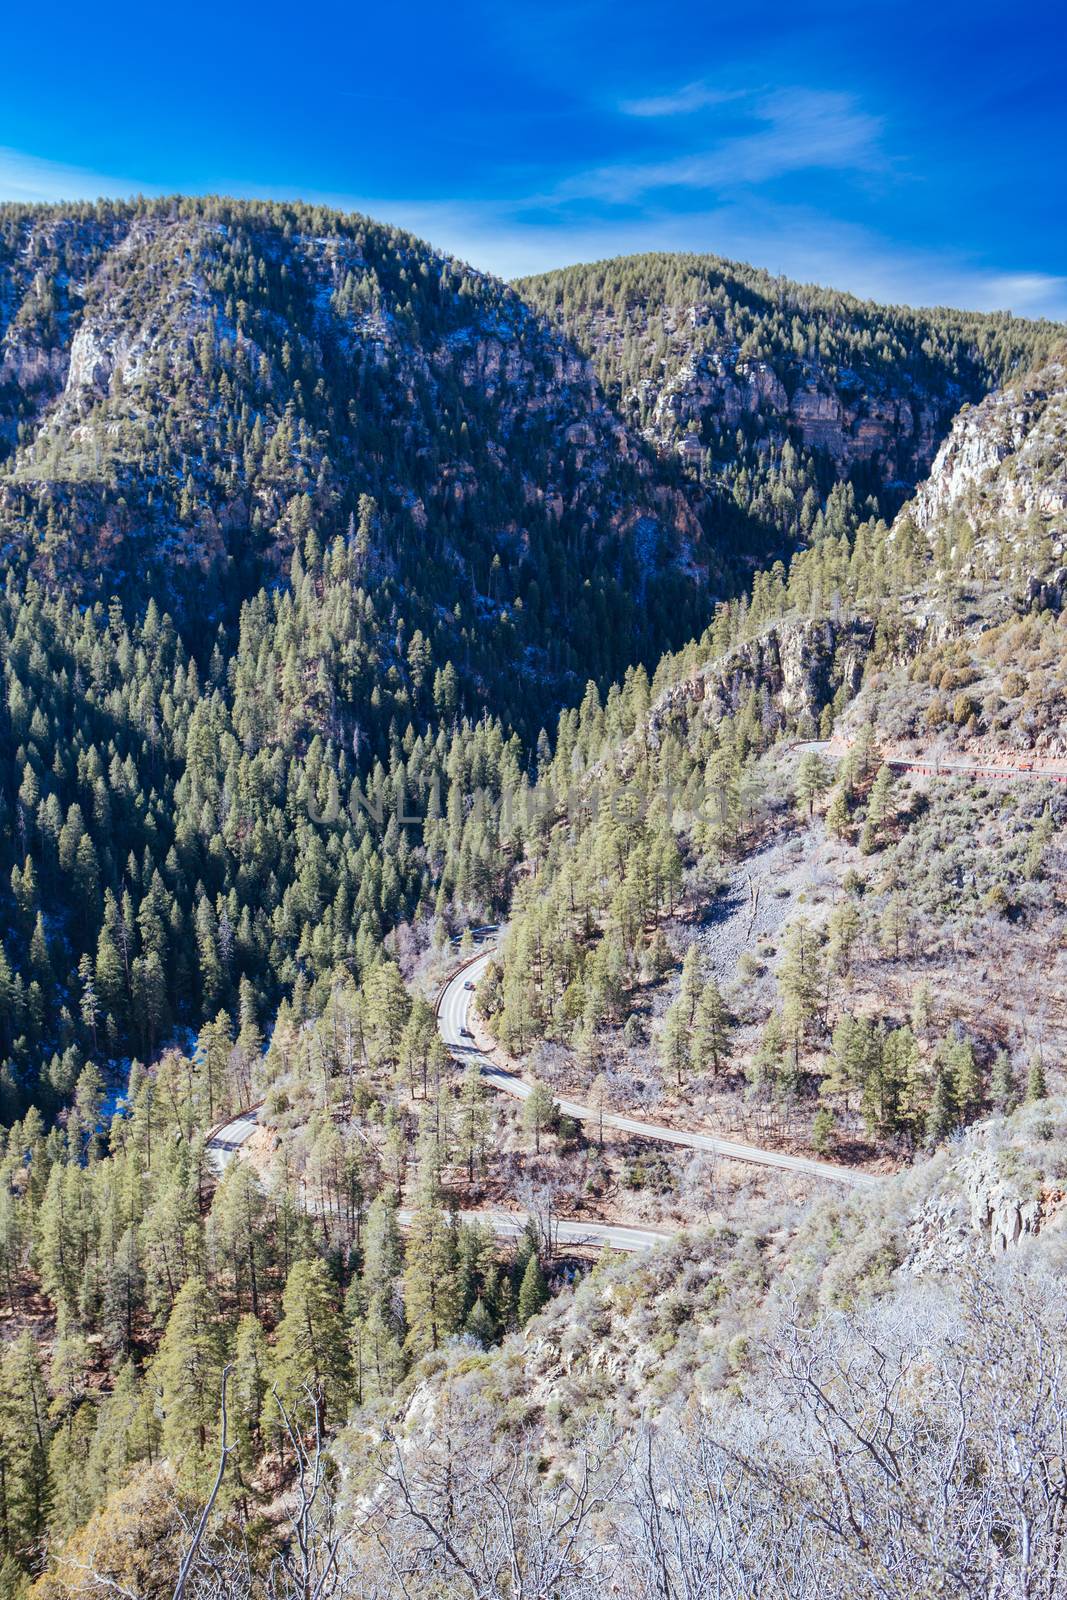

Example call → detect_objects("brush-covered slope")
331 1096 1067 1599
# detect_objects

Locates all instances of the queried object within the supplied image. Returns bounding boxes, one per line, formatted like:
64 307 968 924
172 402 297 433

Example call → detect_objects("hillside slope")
329 1095 1067 1598
517 252 1060 561
480 354 1067 1174
0 200 712 708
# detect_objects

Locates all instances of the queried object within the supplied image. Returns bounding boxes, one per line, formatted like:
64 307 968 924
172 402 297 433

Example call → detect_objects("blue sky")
2 0 1065 317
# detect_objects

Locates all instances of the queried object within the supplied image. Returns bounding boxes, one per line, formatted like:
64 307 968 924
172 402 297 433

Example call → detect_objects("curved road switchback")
205 1108 260 1172
210 739 1048 1219
204 1074 668 1253
439 950 878 1191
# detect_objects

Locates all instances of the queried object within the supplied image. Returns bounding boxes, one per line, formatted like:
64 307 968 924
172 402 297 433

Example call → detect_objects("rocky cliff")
902 1107 1067 1274
517 254 1059 564
647 616 871 739
0 206 132 455
901 354 1067 575
631 339 947 487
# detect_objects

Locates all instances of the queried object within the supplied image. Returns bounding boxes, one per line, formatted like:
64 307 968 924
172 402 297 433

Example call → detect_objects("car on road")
460 1026 473 1038
464 980 475 990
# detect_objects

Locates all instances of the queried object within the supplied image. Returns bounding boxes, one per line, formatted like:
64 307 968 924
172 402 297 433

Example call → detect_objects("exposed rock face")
515 259 1060 530
1026 567 1067 613
0 209 133 454
16 218 221 456
0 336 69 410
648 348 945 486
647 617 875 743
903 1142 1061 1277
905 359 1067 543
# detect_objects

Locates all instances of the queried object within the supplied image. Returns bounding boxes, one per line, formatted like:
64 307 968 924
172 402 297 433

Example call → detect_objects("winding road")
438 951 878 1192
207 738 1062 1239
204 984 677 1251
888 756 1067 783
796 737 1067 787
398 1206 668 1253
205 946 878 1259
205 1108 259 1172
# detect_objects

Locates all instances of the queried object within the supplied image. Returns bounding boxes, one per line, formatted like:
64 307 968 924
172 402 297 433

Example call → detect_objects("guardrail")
887 758 1067 784
433 945 497 1019
203 1099 264 1149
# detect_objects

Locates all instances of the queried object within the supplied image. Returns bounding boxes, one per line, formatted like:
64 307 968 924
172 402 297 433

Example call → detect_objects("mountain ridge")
517 250 1061 565
0 199 716 718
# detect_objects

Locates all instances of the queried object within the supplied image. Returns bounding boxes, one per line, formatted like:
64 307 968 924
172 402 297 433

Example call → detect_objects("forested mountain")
0 554 529 1118
0 205 1065 1599
483 350 1066 1163
517 252 1060 560
0 199 713 721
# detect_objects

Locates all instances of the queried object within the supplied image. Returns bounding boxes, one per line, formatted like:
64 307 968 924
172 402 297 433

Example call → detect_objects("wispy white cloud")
559 89 884 203
340 193 1067 321
0 146 155 204
620 81 743 117
978 273 1067 318
3 140 1064 325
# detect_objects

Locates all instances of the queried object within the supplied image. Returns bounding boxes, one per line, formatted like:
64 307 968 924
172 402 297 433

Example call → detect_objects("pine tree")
349 1300 405 1404
517 1252 549 1325
521 1081 558 1153
360 1192 404 1315
94 926 126 1024
1026 1050 1048 1103
949 1038 981 1120
464 1297 496 1348
795 752 831 818
703 746 741 856
47 1400 95 1537
458 1061 491 1181
867 764 895 831
990 1050 1017 1114
366 961 411 1071
402 1174 461 1356
678 944 704 1027
155 1275 224 1493
208 1159 270 1318
812 1105 835 1155
691 979 731 1075
400 997 437 1098
69 1062 105 1159
231 1314 269 1495
825 784 851 840
751 1012 787 1092
827 901 861 974
0 1333 50 1556
777 919 825 1028
911 981 934 1036
268 1257 351 1434
879 895 910 960
659 999 690 1088
925 1068 956 1144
